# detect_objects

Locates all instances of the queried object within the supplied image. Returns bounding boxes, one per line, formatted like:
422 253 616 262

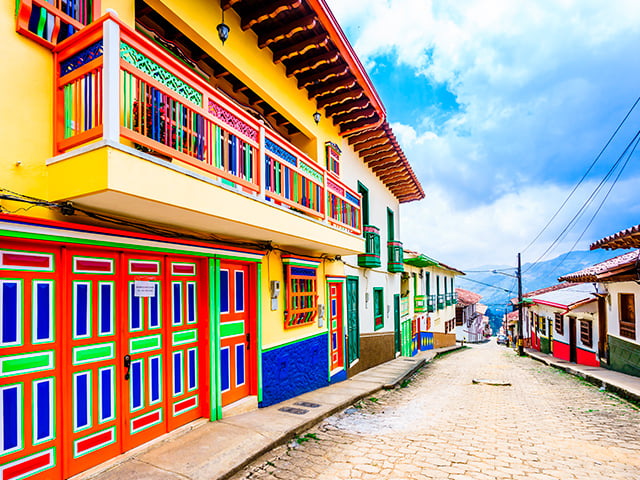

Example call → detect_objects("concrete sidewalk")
525 348 640 404
75 345 462 480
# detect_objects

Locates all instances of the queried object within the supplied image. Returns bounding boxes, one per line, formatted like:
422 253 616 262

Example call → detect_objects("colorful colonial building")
399 250 463 356
0 1 423 478
522 283 599 366
560 245 640 377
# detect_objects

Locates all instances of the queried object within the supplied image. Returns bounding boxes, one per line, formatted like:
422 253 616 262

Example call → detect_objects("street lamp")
493 254 524 357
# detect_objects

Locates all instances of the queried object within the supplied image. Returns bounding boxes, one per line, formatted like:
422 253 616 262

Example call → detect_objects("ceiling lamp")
217 6 229 45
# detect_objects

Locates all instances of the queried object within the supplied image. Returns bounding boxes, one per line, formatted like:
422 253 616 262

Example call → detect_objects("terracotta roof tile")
558 250 640 282
591 224 640 250
455 288 482 306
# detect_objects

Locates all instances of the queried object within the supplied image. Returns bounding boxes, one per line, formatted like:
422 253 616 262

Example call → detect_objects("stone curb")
524 351 640 405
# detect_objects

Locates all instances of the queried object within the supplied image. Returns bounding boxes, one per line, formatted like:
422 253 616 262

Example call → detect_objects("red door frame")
218 260 258 407
327 277 345 373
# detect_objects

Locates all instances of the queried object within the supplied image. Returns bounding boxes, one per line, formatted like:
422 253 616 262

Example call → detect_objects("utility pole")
517 252 524 356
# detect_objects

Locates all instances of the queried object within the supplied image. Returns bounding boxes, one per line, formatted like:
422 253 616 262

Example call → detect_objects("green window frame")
373 287 384 331
387 208 394 242
425 272 430 295
358 182 369 228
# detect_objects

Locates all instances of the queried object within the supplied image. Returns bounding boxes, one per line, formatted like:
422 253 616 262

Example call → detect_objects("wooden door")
346 278 359 365
63 249 121 478
121 254 167 451
394 294 401 354
166 258 206 430
328 281 344 372
219 261 251 406
0 244 62 480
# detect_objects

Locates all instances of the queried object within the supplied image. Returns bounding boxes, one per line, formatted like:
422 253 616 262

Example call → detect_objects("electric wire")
524 128 640 275
547 133 640 277
457 276 515 293
521 96 640 255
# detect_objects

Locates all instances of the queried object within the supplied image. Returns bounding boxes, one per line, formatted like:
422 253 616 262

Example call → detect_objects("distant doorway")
569 316 577 363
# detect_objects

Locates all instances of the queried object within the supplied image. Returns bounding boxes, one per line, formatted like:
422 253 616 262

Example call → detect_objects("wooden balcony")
387 241 404 273
427 295 436 312
48 14 363 253
357 225 381 268
414 295 427 313
437 294 445 310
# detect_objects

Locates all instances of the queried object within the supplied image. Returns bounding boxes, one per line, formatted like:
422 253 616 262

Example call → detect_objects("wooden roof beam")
353 136 389 152
222 0 243 10
362 150 395 163
286 50 340 77
298 64 347 89
307 76 356 99
242 0 302 31
317 88 363 109
348 128 386 146
325 97 369 117
340 116 381 134
273 34 328 64
361 144 394 159
258 14 317 49
333 106 376 125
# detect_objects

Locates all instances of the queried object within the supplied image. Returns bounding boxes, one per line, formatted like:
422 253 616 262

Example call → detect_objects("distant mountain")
456 249 631 334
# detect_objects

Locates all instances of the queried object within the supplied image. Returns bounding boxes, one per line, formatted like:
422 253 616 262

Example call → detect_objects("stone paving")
231 341 640 480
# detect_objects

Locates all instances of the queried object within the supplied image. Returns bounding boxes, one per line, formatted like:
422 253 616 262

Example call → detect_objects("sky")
326 0 640 269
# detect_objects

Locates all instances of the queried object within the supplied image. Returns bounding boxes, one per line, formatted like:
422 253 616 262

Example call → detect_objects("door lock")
124 354 131 380
246 332 250 350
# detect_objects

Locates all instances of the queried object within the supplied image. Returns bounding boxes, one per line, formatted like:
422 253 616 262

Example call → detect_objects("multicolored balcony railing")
414 295 427 313
400 296 410 319
437 294 445 310
357 225 381 268
16 0 100 48
264 130 324 220
427 295 436 312
53 14 362 235
387 241 404 273
453 292 458 305
446 292 453 306
326 175 361 235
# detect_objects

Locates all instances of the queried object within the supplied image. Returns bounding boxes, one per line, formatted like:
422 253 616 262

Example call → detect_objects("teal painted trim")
261 331 328 352
0 229 262 261
256 263 263 403
213 259 222 420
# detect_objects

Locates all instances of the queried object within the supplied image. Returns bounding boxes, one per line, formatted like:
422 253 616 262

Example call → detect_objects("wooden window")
326 142 341 177
358 182 369 227
580 320 593 347
619 293 636 340
373 287 384 330
282 256 320 329
425 272 431 296
555 313 564 335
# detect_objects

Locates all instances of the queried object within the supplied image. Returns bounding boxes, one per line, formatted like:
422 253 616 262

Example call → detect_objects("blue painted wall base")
330 369 347 384
260 333 329 407
412 333 420 356
420 332 434 351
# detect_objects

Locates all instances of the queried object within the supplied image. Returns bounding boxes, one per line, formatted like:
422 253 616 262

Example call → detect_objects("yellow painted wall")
1 0 53 208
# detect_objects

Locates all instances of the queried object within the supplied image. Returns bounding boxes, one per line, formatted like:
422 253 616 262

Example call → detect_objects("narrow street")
233 342 640 480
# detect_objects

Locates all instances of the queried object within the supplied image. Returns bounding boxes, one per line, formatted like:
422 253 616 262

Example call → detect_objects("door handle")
124 354 131 381
246 332 250 350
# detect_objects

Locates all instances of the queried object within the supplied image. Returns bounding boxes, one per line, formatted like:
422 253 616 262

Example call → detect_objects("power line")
457 276 515 293
547 133 640 277
521 95 640 255
524 128 640 275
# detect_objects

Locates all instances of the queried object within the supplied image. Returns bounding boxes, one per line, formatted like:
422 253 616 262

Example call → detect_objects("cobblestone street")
232 342 640 480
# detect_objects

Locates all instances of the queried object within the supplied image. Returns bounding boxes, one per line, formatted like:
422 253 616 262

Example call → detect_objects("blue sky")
327 0 640 268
